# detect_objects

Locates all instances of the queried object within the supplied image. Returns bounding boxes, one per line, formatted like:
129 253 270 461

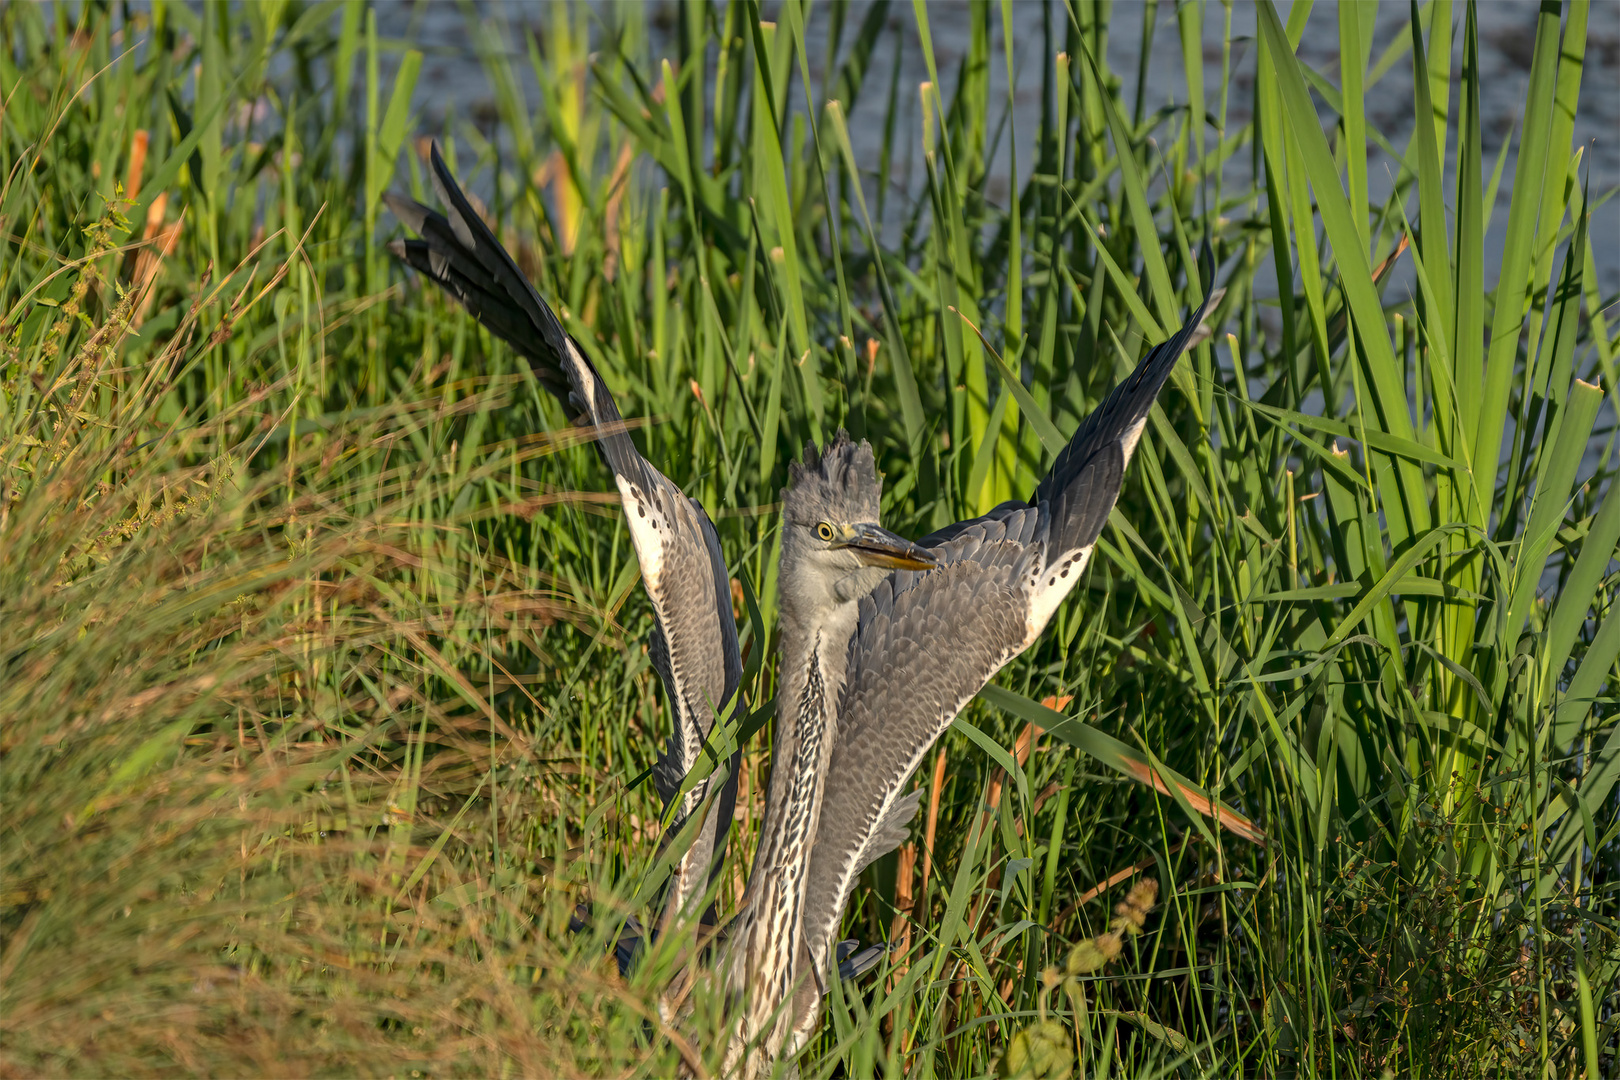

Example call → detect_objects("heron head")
780 431 935 611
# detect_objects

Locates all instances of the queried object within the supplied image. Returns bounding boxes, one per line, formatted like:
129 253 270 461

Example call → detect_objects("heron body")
723 436 935 1075
386 142 1224 1077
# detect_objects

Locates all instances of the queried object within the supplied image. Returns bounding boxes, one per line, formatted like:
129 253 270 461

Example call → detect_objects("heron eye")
815 522 836 542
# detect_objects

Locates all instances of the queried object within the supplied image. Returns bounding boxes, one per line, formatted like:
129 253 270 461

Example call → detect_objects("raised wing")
386 143 742 930
793 277 1223 1022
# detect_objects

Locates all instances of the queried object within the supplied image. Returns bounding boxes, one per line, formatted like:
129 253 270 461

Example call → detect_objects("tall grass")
2 1 1615 1077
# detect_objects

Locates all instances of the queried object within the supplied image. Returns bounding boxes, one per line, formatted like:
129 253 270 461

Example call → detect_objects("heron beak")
834 523 937 571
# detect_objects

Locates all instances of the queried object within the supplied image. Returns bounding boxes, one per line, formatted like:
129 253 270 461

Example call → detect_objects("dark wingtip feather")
835 940 894 983
382 192 430 233
425 142 479 250
1185 287 1227 350
381 140 592 423
1031 261 1223 518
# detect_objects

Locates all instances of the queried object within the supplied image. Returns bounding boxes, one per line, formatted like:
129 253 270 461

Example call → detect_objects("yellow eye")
815 522 836 542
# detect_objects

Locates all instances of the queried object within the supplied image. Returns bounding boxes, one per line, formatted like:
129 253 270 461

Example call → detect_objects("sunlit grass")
2 1 1615 1077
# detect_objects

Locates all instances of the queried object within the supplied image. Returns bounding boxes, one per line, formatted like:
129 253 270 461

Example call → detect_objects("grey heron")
385 140 1225 1076
385 143 743 943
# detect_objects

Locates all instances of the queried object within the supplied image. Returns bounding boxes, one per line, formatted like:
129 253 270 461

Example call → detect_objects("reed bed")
2 2 1615 1076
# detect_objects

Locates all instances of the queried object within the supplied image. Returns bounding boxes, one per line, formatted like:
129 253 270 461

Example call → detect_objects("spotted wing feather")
386 143 741 928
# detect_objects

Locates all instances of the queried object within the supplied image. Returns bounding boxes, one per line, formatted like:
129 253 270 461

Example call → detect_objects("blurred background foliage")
1 0 1615 1076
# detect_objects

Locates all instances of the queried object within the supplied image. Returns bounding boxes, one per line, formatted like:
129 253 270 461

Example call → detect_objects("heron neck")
776 595 859 730
727 594 860 1060
750 595 860 883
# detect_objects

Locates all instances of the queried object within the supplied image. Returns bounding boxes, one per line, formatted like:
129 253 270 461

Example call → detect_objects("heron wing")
915 499 1031 548
800 281 1222 980
1032 284 1226 531
386 144 741 925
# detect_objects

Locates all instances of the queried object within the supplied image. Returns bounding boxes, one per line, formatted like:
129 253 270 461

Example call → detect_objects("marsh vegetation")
2 1 1616 1076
